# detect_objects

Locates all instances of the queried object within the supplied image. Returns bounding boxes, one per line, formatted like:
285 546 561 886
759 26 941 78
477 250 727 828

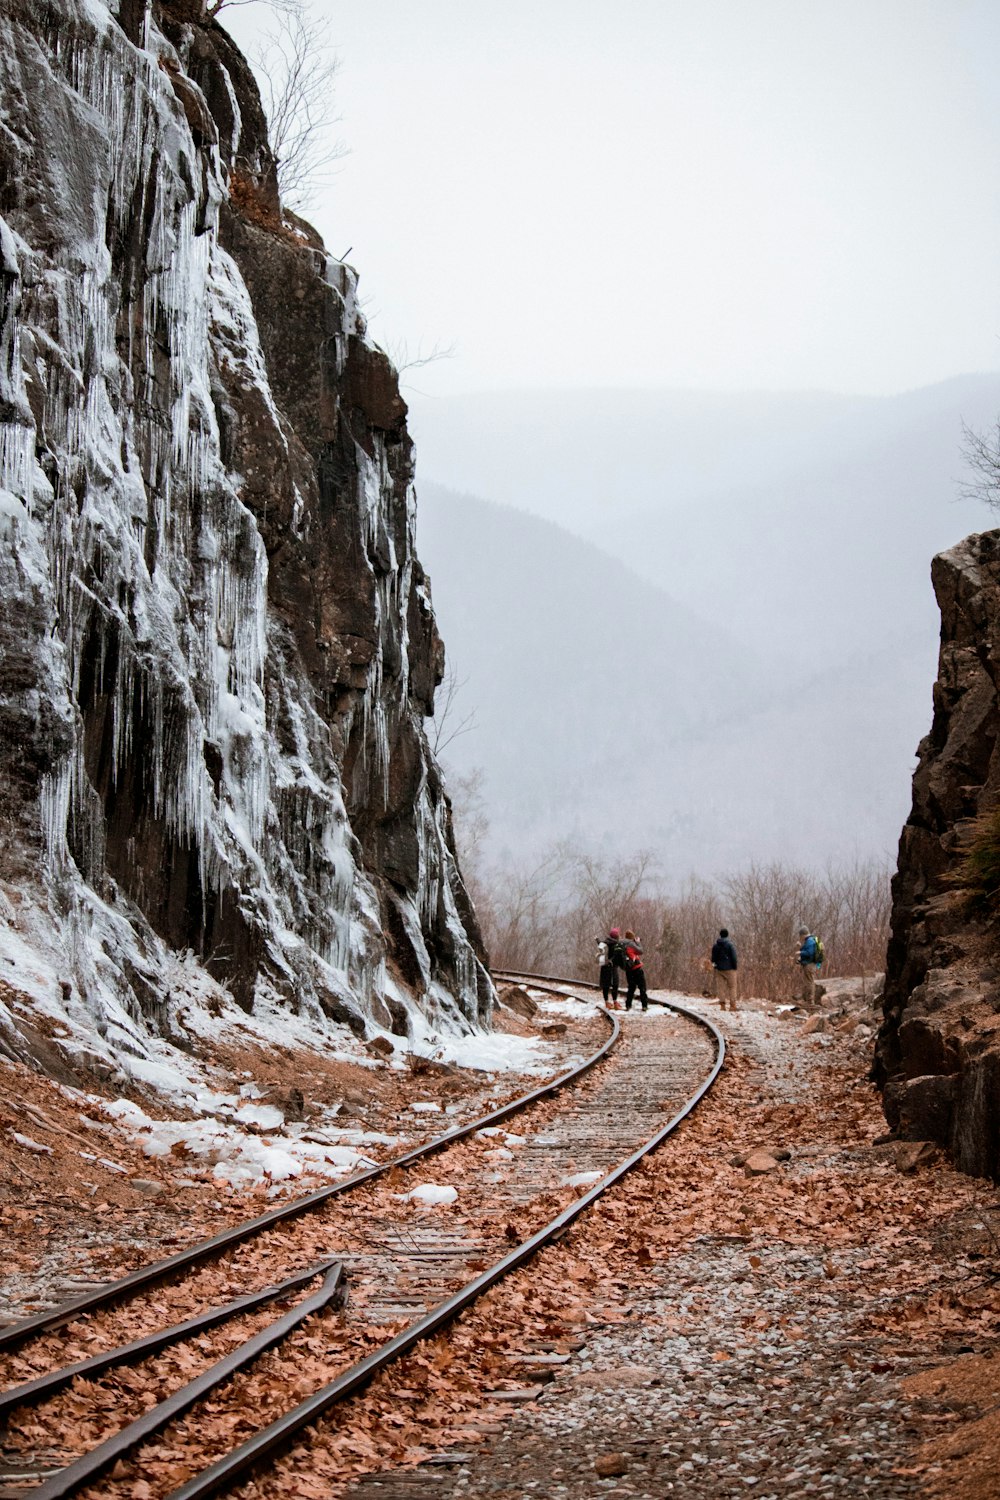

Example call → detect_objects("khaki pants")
714 968 738 1010
796 963 818 1006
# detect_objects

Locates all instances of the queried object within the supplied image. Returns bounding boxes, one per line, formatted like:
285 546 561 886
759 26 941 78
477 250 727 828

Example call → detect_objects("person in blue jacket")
795 927 820 1007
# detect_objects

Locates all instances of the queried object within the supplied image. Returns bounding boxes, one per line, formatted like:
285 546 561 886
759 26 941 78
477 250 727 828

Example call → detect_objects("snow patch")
399 1183 458 1206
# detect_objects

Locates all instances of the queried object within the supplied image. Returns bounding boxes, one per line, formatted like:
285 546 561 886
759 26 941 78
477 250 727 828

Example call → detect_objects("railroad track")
0 974 723 1500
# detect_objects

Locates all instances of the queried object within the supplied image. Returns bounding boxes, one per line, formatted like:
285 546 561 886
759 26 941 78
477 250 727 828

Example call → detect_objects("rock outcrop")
0 0 490 1078
875 530 1000 1178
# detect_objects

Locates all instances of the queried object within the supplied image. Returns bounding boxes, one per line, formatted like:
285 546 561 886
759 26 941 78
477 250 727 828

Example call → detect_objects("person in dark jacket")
603 927 626 1008
623 929 648 1011
596 937 620 1009
711 928 738 1011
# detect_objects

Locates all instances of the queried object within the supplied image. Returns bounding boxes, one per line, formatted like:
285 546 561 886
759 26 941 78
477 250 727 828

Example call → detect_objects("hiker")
711 928 738 1011
623 929 648 1012
794 926 821 1007
602 927 625 1008
596 937 617 1007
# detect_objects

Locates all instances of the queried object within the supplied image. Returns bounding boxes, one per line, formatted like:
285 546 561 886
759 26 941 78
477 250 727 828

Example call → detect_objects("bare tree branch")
385 338 458 377
248 7 348 210
430 663 478 758
209 0 302 17
959 418 1000 511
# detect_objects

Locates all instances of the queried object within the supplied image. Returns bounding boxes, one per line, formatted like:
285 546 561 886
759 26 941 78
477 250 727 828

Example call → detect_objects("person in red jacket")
623 929 648 1012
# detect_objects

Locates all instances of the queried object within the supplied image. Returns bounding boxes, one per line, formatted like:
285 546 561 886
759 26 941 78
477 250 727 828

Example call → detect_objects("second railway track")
0 977 723 1500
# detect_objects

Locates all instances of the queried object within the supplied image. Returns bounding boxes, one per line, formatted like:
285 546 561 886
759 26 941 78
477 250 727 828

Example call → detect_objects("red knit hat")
609 927 620 938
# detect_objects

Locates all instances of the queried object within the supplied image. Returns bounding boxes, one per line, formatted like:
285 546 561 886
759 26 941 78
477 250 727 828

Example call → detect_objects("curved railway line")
0 974 724 1500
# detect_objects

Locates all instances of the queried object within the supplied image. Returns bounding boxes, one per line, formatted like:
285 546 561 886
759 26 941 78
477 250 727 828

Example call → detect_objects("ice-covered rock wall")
0 0 490 1069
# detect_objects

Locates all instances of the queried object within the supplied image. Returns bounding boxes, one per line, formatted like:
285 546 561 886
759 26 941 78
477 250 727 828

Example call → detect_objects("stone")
744 1151 780 1175
542 1022 568 1036
594 1454 630 1479
496 984 539 1019
130 1179 165 1197
892 1073 958 1143
365 1036 395 1059
407 1053 457 1077
893 1140 939 1174
263 1086 307 1122
484 1387 546 1402
800 1016 827 1035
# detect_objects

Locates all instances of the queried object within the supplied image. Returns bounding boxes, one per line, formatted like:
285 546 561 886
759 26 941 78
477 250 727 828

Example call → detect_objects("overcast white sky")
223 1 1000 398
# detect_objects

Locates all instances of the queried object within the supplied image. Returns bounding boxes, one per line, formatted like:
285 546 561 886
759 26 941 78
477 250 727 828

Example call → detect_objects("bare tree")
385 338 457 375
472 847 891 1001
430 663 477 758
209 0 301 19
448 767 490 874
959 418 1000 511
248 7 347 210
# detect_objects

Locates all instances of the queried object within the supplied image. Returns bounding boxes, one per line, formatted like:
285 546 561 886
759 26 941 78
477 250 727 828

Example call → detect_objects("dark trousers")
625 967 648 1009
600 962 617 1001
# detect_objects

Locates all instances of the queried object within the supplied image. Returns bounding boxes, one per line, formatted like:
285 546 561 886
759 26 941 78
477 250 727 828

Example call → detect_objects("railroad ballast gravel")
330 1000 1000 1500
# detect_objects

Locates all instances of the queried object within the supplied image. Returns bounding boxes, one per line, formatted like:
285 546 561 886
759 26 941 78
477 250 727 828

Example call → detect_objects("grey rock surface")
875 529 1000 1177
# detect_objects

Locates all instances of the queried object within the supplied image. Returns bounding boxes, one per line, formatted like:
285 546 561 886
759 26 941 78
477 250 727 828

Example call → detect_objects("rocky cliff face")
0 0 490 1079
875 530 1000 1178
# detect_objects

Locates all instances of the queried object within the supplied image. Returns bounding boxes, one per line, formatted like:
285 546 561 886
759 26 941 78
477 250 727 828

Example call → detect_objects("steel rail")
0 1001 619 1357
496 968 673 1004
0 1261 338 1423
162 986 725 1500
29 1261 347 1500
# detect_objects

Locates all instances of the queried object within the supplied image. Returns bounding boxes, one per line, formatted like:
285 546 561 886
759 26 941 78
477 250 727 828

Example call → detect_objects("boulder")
496 984 538 1019
365 1036 395 1059
894 1140 939 1174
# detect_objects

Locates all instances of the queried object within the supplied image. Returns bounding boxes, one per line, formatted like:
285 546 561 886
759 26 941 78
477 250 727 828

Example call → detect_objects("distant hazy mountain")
409 376 1000 669
417 483 930 876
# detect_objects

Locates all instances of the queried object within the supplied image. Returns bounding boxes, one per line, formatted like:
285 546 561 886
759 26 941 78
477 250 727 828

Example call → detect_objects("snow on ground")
398 1184 459 1207
102 1096 396 1193
0 909 589 1199
536 993 602 1022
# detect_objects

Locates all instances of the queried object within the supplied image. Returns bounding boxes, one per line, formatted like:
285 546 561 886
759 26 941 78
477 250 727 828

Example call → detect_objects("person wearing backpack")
596 937 619 1008
602 927 626 1009
794 927 823 1007
623 929 649 1012
710 928 739 1011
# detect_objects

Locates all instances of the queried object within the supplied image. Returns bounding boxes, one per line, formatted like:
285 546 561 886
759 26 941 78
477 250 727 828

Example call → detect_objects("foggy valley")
414 376 1000 877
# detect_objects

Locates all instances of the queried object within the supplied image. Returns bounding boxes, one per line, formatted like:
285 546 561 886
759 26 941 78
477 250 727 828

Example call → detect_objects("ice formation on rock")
0 0 490 1082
